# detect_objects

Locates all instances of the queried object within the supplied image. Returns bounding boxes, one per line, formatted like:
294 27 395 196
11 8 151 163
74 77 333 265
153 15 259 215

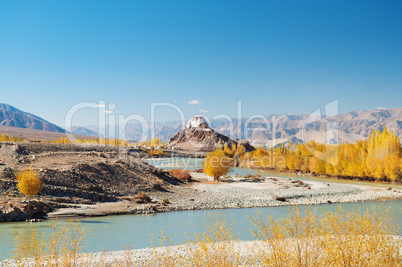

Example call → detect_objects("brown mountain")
69 126 102 138
213 108 402 146
0 103 65 133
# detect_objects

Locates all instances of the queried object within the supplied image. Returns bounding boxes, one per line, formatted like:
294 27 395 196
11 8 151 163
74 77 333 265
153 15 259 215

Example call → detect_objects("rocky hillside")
166 116 255 152
0 142 181 221
0 103 65 133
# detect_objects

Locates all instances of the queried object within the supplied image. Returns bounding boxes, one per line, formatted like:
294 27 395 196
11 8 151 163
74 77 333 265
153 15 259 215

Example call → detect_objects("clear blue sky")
1 0 401 127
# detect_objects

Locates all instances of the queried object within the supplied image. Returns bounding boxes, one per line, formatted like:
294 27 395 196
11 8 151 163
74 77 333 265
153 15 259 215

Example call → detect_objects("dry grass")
169 169 192 182
10 206 402 266
132 192 152 204
13 220 91 266
250 206 402 266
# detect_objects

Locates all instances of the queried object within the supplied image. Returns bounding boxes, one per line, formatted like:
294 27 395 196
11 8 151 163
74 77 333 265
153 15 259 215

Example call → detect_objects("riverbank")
256 167 402 185
5 235 400 266
47 173 402 219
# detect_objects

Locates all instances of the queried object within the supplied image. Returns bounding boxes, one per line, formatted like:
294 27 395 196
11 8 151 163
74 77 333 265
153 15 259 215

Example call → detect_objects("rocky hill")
166 116 255 152
0 142 181 221
0 103 65 133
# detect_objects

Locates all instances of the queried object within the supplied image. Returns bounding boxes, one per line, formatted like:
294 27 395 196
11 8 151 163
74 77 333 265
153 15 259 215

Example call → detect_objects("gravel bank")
47 172 402 218
149 173 402 211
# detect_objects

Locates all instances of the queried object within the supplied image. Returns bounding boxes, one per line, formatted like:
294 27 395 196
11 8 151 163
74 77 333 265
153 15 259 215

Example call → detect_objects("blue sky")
1 0 401 127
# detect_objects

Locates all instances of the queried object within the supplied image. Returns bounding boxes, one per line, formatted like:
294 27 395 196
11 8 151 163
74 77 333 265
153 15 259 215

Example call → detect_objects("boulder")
0 201 51 222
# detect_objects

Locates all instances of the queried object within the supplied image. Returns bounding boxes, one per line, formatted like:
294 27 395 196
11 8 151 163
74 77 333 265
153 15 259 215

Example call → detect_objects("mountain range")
0 103 65 133
1 103 401 146
86 108 402 146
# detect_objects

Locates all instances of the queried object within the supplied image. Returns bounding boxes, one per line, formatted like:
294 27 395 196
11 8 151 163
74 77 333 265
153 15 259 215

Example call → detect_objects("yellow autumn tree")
209 128 401 182
16 168 43 215
223 143 236 158
203 150 232 182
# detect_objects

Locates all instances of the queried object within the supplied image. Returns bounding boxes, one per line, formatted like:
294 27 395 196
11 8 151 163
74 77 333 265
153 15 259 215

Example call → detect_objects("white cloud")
199 109 208 113
96 104 106 108
103 110 113 114
188 100 200 105
375 107 387 110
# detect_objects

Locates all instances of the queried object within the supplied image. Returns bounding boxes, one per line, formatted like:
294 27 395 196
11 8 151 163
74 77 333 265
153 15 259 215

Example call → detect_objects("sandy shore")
47 172 402 219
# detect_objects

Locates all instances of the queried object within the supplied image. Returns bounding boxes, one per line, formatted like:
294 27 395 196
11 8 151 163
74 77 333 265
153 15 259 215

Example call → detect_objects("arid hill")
0 103 65 132
0 125 94 142
166 116 255 152
0 142 180 221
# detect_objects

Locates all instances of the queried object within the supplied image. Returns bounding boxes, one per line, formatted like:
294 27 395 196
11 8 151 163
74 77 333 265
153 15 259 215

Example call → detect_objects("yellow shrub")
13 220 90 266
16 168 43 198
203 150 232 182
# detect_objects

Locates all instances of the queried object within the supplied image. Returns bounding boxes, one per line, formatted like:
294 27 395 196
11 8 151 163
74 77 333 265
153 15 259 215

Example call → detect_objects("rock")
27 218 42 222
2 167 15 179
0 201 51 222
147 204 158 212
291 180 304 185
98 152 107 158
269 193 286 202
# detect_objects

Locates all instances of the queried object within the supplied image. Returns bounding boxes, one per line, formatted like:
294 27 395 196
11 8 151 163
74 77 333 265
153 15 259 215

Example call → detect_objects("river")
0 158 400 260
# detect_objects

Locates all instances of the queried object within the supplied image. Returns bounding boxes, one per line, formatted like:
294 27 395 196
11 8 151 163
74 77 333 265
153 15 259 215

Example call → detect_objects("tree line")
205 128 402 182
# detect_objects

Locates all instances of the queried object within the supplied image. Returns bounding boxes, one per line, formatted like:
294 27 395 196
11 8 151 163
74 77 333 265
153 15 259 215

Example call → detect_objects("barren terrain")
0 141 182 221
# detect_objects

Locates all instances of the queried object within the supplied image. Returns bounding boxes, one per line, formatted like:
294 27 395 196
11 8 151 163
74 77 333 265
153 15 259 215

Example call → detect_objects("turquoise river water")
0 158 401 260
